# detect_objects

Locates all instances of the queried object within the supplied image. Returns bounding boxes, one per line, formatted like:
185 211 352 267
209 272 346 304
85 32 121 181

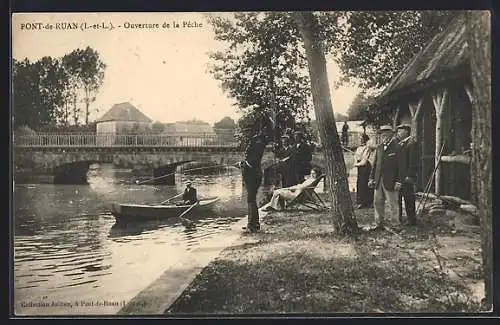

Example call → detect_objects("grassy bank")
165 193 484 314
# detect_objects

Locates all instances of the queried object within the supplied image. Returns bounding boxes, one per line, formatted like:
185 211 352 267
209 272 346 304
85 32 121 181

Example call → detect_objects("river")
13 164 272 316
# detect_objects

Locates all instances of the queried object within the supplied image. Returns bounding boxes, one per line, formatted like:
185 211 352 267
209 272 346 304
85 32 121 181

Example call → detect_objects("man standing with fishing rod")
237 107 274 234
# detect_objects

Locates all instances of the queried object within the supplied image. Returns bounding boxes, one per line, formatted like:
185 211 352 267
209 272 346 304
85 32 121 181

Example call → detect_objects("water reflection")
14 163 269 315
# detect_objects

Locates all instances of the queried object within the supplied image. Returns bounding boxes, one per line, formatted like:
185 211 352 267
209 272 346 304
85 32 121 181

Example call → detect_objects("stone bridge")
14 146 328 184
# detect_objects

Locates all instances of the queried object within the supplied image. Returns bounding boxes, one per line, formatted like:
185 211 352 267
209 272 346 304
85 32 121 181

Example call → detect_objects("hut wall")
416 95 437 193
399 79 472 200
439 81 472 200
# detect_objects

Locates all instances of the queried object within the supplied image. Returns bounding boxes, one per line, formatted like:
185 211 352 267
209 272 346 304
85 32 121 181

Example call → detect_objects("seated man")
263 168 322 211
176 180 197 205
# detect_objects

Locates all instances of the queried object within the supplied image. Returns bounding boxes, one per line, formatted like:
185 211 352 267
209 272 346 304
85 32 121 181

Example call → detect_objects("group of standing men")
275 130 313 187
366 123 418 230
237 109 313 233
237 106 418 234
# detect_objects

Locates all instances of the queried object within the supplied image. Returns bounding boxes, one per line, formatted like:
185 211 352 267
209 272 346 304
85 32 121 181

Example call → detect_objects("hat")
379 125 394 133
396 123 411 132
280 134 290 139
294 130 304 135
185 180 192 185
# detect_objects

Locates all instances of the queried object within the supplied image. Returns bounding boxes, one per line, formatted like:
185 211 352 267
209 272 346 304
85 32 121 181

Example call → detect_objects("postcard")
11 11 493 316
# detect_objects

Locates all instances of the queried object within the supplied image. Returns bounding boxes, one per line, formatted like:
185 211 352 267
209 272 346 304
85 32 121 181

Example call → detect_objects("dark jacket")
241 135 266 178
293 141 313 174
369 138 404 191
398 136 418 181
182 187 197 204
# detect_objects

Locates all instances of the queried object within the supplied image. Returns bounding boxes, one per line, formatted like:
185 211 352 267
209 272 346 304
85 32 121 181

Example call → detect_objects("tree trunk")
392 105 400 129
431 88 448 195
293 12 357 235
72 94 79 125
408 98 423 139
465 10 492 310
84 87 90 125
85 99 89 125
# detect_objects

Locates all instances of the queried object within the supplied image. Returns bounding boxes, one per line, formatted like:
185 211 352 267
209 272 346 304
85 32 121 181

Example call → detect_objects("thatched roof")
378 16 469 104
97 102 152 123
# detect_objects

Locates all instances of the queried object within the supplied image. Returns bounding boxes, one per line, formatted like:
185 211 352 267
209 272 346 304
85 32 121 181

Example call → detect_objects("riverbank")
165 193 485 314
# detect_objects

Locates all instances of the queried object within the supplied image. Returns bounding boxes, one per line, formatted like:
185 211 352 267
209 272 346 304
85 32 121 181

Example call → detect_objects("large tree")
207 12 342 148
62 46 106 125
209 11 458 136
465 10 492 310
12 57 68 130
294 12 358 235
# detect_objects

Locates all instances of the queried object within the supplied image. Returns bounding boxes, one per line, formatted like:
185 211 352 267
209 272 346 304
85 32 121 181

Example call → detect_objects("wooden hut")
376 15 473 200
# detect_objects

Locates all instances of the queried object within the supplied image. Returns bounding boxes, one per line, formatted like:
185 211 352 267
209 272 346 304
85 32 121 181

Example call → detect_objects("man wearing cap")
292 130 313 184
179 180 197 205
396 123 418 226
238 130 268 233
368 125 404 231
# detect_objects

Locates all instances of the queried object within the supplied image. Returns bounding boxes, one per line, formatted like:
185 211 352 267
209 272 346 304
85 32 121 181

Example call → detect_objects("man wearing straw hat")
368 125 404 231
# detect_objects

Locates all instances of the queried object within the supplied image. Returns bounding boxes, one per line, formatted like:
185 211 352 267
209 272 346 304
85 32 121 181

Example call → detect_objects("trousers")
374 180 400 227
398 182 416 224
243 170 262 230
356 163 374 207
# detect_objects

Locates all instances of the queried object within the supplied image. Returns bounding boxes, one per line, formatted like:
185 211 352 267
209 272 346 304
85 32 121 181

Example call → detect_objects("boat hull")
111 197 219 222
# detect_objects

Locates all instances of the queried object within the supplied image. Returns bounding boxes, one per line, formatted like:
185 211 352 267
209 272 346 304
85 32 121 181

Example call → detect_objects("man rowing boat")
176 180 198 206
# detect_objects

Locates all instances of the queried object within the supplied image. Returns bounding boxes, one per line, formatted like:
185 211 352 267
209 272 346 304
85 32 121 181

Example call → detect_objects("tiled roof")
97 102 152 123
378 16 469 104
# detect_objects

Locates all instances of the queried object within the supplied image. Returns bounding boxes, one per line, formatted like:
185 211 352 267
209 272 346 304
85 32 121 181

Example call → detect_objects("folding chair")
285 175 327 211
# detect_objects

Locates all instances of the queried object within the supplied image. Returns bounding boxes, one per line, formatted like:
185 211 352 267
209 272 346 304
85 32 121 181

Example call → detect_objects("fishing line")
135 163 241 185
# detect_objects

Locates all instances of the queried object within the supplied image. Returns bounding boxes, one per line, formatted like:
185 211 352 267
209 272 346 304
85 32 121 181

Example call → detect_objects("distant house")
161 119 216 145
96 102 153 145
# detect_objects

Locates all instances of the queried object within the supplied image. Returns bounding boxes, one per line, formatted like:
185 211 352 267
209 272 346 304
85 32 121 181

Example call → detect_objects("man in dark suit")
238 131 268 233
276 134 298 187
176 180 198 205
292 130 313 184
182 181 197 204
396 124 418 226
368 125 404 230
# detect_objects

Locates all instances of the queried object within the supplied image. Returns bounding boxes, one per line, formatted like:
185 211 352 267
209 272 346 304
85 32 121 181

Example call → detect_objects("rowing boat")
111 197 220 222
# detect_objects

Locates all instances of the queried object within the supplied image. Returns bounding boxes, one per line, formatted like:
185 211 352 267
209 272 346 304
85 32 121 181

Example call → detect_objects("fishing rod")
134 163 241 185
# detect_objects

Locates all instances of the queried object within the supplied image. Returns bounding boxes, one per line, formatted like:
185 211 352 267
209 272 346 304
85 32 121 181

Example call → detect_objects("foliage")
12 47 106 131
213 116 236 130
331 11 462 127
207 11 460 138
38 122 97 133
62 47 106 125
12 57 69 129
334 10 462 90
207 12 343 149
346 92 367 121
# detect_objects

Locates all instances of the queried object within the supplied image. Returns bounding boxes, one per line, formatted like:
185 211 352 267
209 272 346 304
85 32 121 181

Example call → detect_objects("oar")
178 201 199 229
158 193 183 205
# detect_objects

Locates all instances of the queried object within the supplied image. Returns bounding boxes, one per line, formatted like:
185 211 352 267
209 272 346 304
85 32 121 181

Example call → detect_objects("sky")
12 12 360 125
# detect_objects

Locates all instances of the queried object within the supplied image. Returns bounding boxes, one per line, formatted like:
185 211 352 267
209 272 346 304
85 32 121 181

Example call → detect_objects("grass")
165 193 484 314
